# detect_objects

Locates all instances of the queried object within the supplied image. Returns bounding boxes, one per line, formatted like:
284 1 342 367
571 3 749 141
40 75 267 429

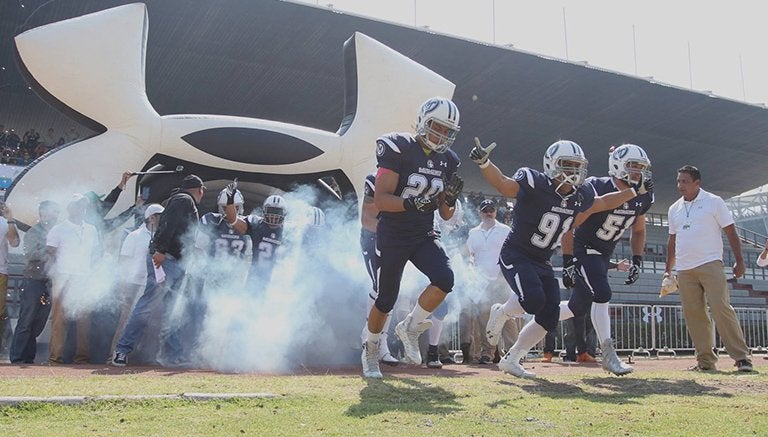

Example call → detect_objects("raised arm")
469 137 520 198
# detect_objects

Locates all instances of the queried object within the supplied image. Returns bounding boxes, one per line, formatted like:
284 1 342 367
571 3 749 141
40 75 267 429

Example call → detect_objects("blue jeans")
9 278 52 363
115 254 186 360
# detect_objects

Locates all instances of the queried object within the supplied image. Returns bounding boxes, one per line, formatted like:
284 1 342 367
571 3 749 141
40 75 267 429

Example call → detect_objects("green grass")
1 366 767 436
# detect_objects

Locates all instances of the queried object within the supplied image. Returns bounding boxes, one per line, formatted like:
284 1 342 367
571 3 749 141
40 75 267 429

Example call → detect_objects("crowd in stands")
0 124 81 166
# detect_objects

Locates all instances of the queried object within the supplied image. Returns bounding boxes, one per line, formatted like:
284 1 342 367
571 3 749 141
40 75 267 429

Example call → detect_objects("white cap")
144 203 165 219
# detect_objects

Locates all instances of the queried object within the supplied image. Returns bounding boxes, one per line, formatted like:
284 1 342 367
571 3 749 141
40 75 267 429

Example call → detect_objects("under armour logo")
574 201 582 207
635 201 642 207
641 306 662 323
440 161 447 167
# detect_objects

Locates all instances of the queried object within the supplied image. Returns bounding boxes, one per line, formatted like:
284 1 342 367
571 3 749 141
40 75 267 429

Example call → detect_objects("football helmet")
415 97 460 153
543 140 588 187
216 188 244 215
263 194 286 226
608 143 652 184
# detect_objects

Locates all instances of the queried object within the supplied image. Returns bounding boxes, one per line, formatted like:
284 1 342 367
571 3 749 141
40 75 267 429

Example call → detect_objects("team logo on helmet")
422 98 440 114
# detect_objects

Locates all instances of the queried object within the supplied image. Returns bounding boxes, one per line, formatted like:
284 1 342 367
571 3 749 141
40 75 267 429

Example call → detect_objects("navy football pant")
375 237 453 314
568 252 613 318
360 229 378 299
499 249 560 332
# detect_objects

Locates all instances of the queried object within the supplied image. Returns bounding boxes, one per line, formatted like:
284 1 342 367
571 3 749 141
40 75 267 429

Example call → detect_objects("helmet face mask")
262 194 286 226
543 141 588 188
415 98 460 153
217 188 244 216
609 144 652 185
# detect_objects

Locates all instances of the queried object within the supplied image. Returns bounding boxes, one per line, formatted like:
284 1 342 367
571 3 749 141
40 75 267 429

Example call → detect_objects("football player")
559 144 654 375
359 173 400 366
473 138 651 378
361 97 464 379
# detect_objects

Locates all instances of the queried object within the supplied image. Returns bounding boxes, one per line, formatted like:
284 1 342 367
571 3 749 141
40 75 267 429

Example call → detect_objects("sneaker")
111 352 127 367
440 356 457 365
735 359 753 372
426 345 443 368
361 341 383 379
486 303 509 347
498 348 536 379
576 352 597 363
478 355 493 365
395 315 432 365
688 364 715 372
541 352 553 363
379 352 400 367
600 340 633 376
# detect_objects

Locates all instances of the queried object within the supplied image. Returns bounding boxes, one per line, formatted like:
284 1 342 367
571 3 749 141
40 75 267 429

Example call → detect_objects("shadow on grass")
345 376 463 418
503 376 733 405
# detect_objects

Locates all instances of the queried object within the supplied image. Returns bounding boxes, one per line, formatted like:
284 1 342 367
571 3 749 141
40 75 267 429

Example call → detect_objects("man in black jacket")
111 175 205 367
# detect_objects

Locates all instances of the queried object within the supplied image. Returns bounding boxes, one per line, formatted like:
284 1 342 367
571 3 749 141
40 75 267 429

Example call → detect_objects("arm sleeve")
714 197 735 228
376 136 402 173
667 206 677 235
46 226 61 248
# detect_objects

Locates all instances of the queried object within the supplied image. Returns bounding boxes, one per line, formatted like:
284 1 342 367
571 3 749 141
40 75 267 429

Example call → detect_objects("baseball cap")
479 199 496 211
180 175 206 190
144 203 165 219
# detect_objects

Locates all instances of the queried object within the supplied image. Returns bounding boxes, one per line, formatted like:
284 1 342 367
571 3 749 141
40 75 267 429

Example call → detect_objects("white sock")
365 329 381 345
429 316 444 345
408 303 432 327
362 292 377 344
502 296 525 317
559 300 574 321
591 302 612 344
510 319 548 353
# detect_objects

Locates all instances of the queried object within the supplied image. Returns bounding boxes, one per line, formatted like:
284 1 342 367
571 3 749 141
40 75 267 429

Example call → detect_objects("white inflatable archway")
9 3 454 227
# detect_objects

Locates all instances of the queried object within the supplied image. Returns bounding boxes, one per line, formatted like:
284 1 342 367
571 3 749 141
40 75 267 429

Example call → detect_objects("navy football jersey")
363 173 376 199
247 215 283 271
503 167 596 263
375 132 460 244
574 176 654 254
198 212 251 258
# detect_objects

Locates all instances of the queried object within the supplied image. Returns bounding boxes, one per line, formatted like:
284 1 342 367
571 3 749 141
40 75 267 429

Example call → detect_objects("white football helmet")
415 97 460 153
216 188 244 215
608 144 651 184
543 140 588 187
262 194 286 226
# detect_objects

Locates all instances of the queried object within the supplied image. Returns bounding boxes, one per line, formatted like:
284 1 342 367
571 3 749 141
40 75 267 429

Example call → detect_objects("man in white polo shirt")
665 165 752 372
467 199 517 364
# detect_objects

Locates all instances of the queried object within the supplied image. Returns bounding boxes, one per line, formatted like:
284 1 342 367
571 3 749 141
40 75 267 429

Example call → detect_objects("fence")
447 303 768 358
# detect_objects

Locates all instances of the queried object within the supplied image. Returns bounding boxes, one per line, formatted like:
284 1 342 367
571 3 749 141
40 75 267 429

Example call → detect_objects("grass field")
1 362 766 436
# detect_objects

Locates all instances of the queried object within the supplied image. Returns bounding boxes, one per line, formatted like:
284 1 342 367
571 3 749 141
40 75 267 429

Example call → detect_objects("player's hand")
443 173 464 207
562 255 578 288
469 137 497 167
225 179 238 204
634 175 654 195
625 255 642 284
404 195 439 213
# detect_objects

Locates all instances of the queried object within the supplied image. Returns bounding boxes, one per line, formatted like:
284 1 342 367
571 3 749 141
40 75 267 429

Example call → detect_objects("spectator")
22 128 40 152
665 165 752 372
43 127 60 149
46 194 101 364
5 129 20 149
108 203 164 360
111 175 205 367
65 126 81 143
0 202 21 352
9 201 59 364
466 199 517 364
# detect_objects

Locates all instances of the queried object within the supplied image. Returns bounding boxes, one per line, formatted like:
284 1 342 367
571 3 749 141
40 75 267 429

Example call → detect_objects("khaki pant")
678 260 749 368
49 274 91 364
0 274 7 349
467 276 522 359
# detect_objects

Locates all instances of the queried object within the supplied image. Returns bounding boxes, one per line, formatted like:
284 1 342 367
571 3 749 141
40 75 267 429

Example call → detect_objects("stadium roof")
3 0 768 211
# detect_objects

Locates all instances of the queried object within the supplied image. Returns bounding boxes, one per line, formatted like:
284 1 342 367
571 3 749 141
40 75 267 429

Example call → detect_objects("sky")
297 0 768 106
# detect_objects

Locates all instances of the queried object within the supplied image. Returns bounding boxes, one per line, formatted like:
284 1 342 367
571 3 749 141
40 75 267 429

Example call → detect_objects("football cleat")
395 315 432 365
498 348 536 379
361 341 383 379
600 340 633 376
426 345 443 369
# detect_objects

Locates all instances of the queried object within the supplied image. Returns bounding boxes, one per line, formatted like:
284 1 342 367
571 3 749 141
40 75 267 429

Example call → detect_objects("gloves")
659 273 679 297
469 137 497 168
562 255 578 289
404 195 439 213
225 179 238 204
443 173 464 207
625 255 642 285
634 176 654 195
